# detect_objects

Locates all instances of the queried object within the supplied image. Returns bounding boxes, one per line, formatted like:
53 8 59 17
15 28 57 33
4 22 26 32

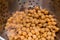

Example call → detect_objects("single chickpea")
31 23 35 27
38 24 42 27
18 31 22 35
45 18 51 22
28 32 32 37
41 9 46 13
28 13 32 16
50 36 54 40
51 32 56 37
26 35 29 38
38 35 41 38
48 15 54 18
26 19 30 22
36 32 40 36
41 15 45 19
28 37 32 40
47 32 52 36
41 37 46 40
26 24 30 28
52 21 57 25
28 10 34 13
44 11 49 15
45 28 50 32
33 35 37 39
24 38 28 40
35 38 38 40
40 20 46 24
45 15 49 18
42 33 47 37
48 22 52 25
35 6 40 10
50 18 56 22
31 29 35 34
22 32 27 36
15 36 19 39
40 28 45 33
35 14 39 18
38 13 42 16
46 36 51 40
26 28 30 32
43 23 47 27
20 36 25 40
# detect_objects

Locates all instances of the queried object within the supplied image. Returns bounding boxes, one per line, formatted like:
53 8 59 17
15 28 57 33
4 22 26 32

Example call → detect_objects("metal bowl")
0 0 60 40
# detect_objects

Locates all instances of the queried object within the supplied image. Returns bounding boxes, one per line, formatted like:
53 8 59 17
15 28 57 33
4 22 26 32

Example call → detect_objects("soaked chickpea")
5 6 59 40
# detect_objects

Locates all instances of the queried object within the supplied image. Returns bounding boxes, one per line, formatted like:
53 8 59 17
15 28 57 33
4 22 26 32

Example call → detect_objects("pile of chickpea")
5 6 59 40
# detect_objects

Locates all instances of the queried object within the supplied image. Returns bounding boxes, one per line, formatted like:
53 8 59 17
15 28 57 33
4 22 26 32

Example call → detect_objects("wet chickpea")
5 6 59 40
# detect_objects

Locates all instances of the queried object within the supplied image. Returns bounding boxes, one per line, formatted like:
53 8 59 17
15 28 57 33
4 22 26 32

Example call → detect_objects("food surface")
5 6 59 40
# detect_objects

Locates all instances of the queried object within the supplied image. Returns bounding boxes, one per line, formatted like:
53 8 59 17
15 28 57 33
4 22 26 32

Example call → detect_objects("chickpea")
28 32 32 37
40 20 46 24
42 33 47 37
45 15 49 18
26 23 30 28
20 36 25 40
50 36 54 40
35 38 38 40
40 28 45 33
41 37 46 40
26 28 30 32
46 36 51 40
52 21 57 25
38 24 42 27
31 30 35 34
36 32 40 36
28 10 34 13
28 37 32 40
18 31 22 35
47 32 52 36
38 35 41 38
24 38 28 40
26 35 29 38
45 11 49 15
41 15 46 19
49 15 54 18
33 35 37 39
35 6 40 10
51 32 56 37
22 32 27 36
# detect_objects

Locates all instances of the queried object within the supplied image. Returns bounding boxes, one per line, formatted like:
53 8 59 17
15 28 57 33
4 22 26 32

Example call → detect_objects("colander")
0 0 60 40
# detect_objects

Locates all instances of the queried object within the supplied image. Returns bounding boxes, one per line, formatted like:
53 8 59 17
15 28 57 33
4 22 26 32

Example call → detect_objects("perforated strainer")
0 0 60 40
